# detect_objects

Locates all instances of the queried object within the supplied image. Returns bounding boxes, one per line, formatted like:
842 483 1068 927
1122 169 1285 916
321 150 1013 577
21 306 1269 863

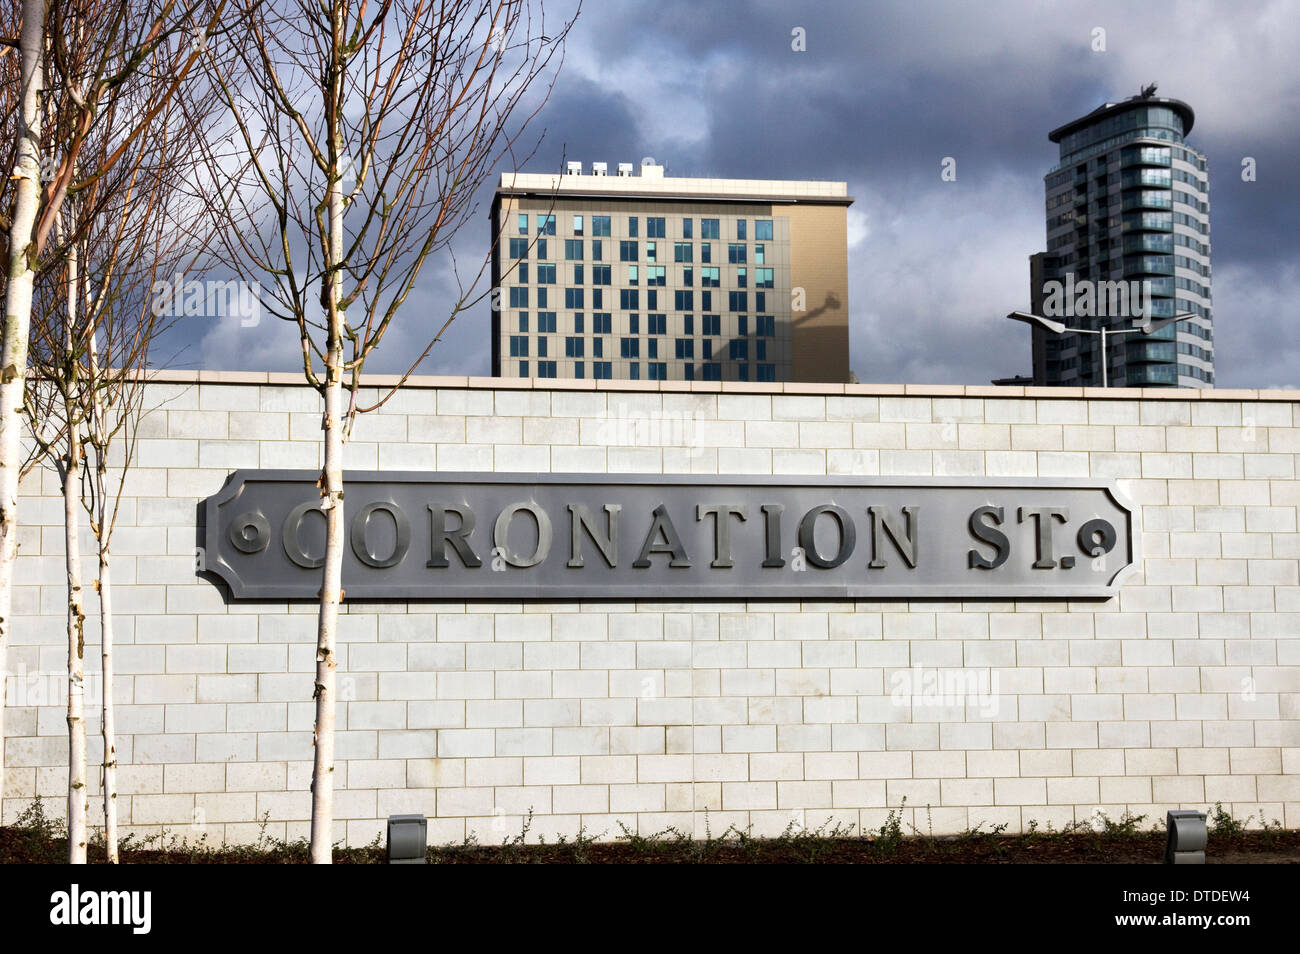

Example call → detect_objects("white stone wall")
4 374 1298 845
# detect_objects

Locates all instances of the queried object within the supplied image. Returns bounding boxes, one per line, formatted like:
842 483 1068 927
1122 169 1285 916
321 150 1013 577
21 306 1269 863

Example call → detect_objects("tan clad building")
490 161 851 384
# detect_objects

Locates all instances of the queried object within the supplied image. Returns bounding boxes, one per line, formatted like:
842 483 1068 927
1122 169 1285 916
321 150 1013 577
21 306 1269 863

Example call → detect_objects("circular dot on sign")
1077 518 1117 557
229 511 270 554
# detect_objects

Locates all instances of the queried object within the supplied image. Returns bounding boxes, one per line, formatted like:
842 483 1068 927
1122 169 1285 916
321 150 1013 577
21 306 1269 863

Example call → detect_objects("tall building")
1028 91 1213 387
489 162 852 383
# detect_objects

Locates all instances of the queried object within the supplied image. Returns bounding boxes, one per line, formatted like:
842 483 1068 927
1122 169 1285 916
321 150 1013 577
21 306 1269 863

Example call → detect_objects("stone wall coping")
134 369 1300 403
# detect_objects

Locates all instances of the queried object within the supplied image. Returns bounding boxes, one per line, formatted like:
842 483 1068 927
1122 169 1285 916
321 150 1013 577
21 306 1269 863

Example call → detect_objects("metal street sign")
201 471 1139 601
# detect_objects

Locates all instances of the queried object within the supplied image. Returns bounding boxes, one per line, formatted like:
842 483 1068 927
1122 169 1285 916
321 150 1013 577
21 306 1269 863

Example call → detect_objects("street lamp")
1005 310 1197 388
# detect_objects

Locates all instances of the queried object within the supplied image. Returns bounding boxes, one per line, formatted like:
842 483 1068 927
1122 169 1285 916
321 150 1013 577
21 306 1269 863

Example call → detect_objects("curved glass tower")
1031 93 1212 387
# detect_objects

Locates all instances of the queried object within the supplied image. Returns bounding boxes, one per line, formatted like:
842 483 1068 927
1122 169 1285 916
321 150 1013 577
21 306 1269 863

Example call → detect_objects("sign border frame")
203 470 1142 601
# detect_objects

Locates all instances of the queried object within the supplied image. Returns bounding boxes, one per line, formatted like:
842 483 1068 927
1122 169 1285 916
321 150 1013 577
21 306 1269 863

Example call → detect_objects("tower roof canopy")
1048 95 1195 143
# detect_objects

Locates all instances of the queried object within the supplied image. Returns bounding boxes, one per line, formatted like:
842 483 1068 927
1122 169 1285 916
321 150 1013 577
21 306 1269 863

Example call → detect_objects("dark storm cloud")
189 0 1299 388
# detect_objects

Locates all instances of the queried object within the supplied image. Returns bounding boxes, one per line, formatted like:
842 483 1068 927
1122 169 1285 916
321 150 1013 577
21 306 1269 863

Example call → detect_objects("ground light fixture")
387 814 428 864
1165 810 1208 864
1005 310 1198 388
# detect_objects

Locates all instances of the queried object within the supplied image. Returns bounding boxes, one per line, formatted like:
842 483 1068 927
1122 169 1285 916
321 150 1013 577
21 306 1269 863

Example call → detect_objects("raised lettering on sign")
204 472 1138 600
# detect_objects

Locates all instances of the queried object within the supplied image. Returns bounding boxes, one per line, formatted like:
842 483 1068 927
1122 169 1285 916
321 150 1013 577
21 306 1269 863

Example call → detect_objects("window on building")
573 313 584 333
755 245 765 265
674 242 692 262
674 290 693 311
517 312 529 332
649 362 667 380
572 264 584 284
592 264 611 285
594 361 612 379
621 337 639 358
737 363 749 382
756 315 774 336
536 214 555 235
565 239 583 260
517 213 528 234
629 362 641 381
757 363 775 382
755 219 773 240
703 314 720 336
756 339 767 361
509 287 528 308
736 219 747 240
755 292 766 311
628 216 638 237
572 214 584 236
736 267 747 288
701 290 712 311
536 287 547 307
737 316 748 336
683 315 694 335
620 289 638 310
592 336 603 358
647 217 666 238
518 360 529 376
684 364 695 381
538 311 556 333
592 288 604 309
756 268 774 288
594 313 612 334
565 336 584 357
647 289 658 310
574 361 584 379
592 215 611 237
701 243 712 264
701 266 720 288
728 243 747 264
648 337 658 359
648 314 666 335
619 240 638 262
538 360 557 378
509 237 528 258
702 362 721 380
675 338 694 359
536 336 547 357
682 218 693 239
627 264 638 285
517 262 528 284
682 266 693 287
647 265 666 286
537 263 556 283
701 218 720 239
565 288 583 308
509 335 528 357
592 240 603 261
729 291 747 312
628 314 639 334
536 239 547 259
645 241 657 262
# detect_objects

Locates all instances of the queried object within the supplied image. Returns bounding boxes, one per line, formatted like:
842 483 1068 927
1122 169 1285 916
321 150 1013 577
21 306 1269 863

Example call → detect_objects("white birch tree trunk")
0 0 46 810
88 325 119 862
62 428 87 863
63 231 88 864
309 26 347 860
98 547 118 862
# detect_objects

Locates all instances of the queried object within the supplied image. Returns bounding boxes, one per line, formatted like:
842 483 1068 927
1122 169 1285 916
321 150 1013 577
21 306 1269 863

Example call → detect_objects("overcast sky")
176 0 1300 389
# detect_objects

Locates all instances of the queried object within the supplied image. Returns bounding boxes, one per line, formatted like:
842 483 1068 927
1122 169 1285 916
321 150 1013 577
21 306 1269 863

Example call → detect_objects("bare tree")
28 119 203 864
0 0 47 820
3 0 225 852
196 0 576 861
